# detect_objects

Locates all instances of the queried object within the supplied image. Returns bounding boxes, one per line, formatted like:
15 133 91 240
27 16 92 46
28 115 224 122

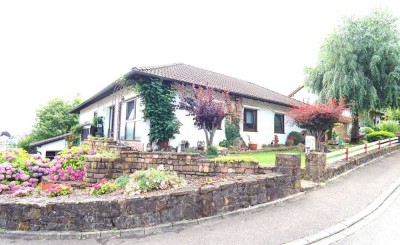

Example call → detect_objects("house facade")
29 133 70 160
71 63 302 150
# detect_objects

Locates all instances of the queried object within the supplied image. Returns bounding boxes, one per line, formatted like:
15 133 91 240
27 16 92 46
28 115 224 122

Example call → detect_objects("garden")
0 145 193 199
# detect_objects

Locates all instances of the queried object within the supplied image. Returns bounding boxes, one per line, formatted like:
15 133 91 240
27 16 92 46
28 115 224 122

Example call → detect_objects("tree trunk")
315 130 324 150
351 111 359 144
202 122 210 148
208 125 217 148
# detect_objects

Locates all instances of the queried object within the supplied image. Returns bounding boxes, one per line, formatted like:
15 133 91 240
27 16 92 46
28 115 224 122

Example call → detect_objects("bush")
376 120 399 134
219 140 228 147
90 178 117 196
366 131 395 142
207 146 218 156
210 155 259 165
115 176 131 188
360 127 374 134
225 117 241 147
288 131 305 145
48 184 73 197
0 149 50 196
126 168 186 195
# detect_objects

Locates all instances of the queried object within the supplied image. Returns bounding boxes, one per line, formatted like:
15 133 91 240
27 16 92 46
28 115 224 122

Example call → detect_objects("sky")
1 0 400 137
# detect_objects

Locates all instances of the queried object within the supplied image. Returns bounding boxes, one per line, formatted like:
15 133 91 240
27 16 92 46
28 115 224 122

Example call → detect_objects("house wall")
240 98 302 147
78 84 302 149
36 139 67 157
79 89 150 146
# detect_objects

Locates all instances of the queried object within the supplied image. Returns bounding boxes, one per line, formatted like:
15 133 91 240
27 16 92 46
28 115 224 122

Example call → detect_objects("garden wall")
83 151 274 185
0 154 301 232
305 143 400 182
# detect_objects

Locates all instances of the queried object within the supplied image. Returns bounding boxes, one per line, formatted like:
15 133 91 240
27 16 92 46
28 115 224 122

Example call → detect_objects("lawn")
231 150 306 167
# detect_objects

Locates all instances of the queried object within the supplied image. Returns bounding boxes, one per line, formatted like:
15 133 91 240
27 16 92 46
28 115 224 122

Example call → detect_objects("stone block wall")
305 152 326 182
0 172 300 232
324 143 400 179
305 143 400 182
83 151 275 185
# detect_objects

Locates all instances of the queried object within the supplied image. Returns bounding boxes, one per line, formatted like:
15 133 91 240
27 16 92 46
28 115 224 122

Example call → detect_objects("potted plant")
247 135 258 150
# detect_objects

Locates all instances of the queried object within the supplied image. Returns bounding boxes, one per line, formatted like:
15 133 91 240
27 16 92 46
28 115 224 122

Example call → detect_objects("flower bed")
0 146 95 196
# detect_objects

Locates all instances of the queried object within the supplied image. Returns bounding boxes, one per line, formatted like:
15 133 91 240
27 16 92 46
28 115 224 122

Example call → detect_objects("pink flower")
89 150 95 155
65 154 72 160
20 174 30 181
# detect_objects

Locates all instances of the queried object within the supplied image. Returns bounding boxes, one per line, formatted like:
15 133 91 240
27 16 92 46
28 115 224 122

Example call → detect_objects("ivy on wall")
133 77 179 143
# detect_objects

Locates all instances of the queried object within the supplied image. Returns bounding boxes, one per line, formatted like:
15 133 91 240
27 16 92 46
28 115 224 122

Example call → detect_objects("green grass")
231 150 306 167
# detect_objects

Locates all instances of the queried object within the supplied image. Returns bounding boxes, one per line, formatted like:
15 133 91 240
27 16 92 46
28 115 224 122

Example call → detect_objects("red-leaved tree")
287 98 347 150
178 84 227 148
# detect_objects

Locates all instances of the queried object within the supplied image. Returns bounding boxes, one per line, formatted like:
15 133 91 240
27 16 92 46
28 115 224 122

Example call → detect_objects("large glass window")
243 108 257 131
119 99 140 140
274 114 285 134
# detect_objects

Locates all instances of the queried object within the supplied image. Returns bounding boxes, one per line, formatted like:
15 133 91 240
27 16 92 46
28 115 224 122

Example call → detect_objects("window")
243 108 257 131
107 106 115 138
119 99 140 140
45 151 59 161
274 114 285 134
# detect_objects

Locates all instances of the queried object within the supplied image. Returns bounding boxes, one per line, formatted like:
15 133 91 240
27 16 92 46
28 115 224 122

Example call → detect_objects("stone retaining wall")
0 154 301 232
84 152 274 185
305 143 400 181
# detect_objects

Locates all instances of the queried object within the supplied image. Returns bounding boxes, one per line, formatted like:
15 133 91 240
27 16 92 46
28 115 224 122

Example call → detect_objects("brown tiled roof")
71 63 301 113
132 63 300 107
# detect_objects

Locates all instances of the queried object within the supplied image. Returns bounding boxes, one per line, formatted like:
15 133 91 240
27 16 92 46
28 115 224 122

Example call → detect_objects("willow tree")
305 10 400 143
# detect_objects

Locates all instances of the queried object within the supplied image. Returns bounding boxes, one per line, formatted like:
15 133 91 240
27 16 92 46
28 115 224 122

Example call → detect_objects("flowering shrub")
125 168 186 195
90 178 117 196
49 146 94 181
48 184 73 197
0 149 50 196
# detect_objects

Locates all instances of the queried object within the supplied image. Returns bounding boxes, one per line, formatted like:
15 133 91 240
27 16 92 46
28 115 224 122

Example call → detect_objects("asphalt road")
2 151 400 245
335 186 400 245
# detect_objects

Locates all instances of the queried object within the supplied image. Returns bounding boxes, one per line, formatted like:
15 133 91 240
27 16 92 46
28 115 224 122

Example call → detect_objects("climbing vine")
134 78 179 143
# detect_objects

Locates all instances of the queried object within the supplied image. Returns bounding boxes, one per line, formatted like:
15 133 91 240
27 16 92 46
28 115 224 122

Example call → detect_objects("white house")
70 63 302 150
29 134 69 160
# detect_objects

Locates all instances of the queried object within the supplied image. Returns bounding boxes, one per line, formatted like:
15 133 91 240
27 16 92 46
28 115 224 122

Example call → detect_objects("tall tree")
305 9 400 143
18 97 81 151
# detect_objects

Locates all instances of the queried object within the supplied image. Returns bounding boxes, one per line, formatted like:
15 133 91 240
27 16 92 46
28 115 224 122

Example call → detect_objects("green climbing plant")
133 78 179 143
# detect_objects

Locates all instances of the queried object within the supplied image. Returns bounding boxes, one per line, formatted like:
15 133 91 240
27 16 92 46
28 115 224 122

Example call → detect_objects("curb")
0 192 305 240
284 168 400 244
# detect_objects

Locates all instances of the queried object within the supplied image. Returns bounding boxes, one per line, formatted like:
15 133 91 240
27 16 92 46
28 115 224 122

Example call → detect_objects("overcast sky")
1 0 400 136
